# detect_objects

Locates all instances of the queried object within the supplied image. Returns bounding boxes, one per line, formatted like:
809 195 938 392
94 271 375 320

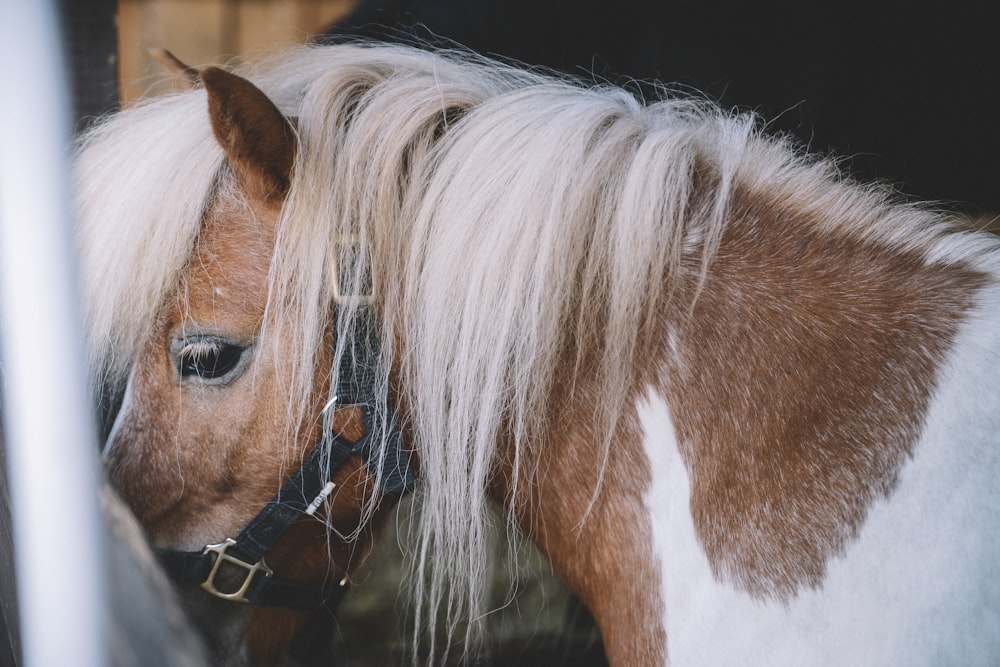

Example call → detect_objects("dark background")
64 1 1000 213
326 0 1000 215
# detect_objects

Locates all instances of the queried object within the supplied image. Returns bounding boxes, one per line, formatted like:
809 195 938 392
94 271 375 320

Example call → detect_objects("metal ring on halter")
332 235 376 306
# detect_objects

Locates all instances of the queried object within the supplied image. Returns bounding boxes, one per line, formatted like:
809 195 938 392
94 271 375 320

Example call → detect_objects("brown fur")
654 183 987 600
517 412 665 664
105 194 281 541
488 347 666 663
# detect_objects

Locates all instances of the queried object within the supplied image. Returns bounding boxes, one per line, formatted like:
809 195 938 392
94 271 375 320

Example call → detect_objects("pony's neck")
491 178 988 662
488 374 668 666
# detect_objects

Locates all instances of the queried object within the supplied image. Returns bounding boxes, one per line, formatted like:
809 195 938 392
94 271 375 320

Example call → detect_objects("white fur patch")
638 277 1000 667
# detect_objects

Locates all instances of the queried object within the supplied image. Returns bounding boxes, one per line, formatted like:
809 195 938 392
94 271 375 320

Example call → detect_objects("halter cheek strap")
155 315 416 611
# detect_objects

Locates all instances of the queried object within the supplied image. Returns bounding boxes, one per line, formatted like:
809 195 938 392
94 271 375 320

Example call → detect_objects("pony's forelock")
74 89 224 397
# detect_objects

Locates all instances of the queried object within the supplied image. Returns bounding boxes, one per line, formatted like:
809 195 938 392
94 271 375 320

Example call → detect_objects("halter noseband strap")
155 311 415 612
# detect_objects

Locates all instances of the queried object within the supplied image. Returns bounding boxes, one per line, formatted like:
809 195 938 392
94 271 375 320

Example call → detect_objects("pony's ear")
201 66 295 203
149 48 200 88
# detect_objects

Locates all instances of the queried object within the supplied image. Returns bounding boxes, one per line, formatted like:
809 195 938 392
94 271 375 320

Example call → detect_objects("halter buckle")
200 537 273 603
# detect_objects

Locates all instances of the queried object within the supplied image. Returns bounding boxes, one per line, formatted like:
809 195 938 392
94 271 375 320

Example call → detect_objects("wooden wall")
117 0 357 104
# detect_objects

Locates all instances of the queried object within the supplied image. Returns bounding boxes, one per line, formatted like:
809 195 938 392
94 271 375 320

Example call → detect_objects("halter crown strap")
334 312 415 497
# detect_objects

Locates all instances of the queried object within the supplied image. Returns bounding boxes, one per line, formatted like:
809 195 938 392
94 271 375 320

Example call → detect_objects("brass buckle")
332 235 376 306
200 538 273 603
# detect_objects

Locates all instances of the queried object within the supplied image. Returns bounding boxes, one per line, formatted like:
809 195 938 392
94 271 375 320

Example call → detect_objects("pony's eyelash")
175 337 248 382
179 339 222 360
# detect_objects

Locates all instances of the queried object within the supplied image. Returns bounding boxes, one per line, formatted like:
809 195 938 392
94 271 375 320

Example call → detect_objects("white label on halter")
305 481 337 516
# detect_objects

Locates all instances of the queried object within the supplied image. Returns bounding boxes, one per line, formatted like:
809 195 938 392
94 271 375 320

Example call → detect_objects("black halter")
155 311 416 612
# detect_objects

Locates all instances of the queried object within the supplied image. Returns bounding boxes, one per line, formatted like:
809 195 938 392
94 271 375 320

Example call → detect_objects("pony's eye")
177 339 247 381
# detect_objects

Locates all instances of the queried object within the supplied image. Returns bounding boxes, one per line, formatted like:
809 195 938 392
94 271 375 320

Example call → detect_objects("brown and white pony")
75 44 1000 665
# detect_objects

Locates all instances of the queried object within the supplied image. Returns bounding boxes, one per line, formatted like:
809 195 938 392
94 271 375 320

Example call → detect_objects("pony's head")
92 62 405 662
105 66 298 545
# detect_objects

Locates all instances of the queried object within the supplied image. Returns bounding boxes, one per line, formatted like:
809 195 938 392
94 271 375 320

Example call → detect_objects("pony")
75 43 1000 665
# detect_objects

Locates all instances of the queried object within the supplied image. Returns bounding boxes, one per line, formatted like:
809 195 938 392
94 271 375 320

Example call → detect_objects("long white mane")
74 43 990 653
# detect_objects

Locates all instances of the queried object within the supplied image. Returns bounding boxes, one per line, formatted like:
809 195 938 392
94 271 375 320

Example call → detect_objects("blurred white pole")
0 2 107 666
